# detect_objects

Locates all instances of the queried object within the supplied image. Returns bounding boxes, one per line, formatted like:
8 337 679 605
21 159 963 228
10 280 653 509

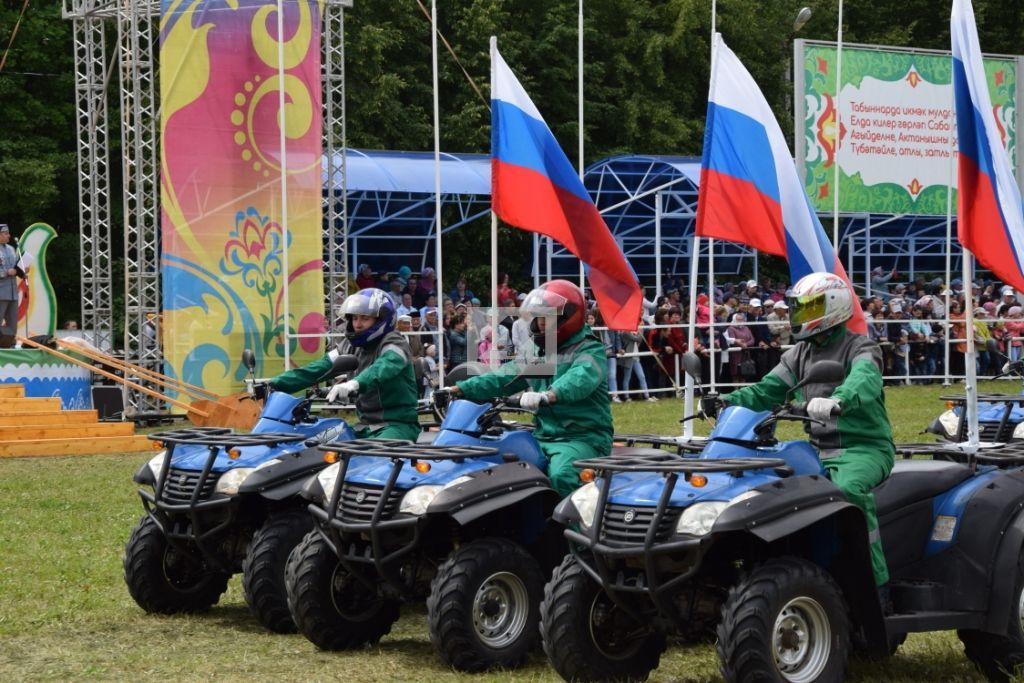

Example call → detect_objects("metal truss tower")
322 2 349 328
63 0 351 415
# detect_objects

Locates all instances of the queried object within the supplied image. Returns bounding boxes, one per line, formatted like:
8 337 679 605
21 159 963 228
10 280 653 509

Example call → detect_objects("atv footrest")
884 610 984 634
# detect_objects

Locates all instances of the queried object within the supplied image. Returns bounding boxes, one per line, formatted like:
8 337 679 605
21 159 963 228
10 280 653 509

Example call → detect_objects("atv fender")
985 505 1024 634
236 447 328 500
427 460 560 526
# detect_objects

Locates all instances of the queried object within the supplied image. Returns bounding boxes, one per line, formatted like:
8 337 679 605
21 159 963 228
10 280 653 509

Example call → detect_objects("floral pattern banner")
799 41 1018 215
160 0 325 400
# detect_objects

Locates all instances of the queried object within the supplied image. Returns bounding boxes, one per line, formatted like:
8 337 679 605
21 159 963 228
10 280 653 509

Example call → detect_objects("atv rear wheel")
242 510 312 633
285 530 400 650
427 537 544 672
959 548 1024 682
123 516 230 613
540 555 666 682
717 557 850 683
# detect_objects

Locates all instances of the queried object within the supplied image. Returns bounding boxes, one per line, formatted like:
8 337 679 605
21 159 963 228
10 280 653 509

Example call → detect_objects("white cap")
773 300 788 309
1004 287 1016 297
746 279 757 288
749 298 762 308
889 302 902 312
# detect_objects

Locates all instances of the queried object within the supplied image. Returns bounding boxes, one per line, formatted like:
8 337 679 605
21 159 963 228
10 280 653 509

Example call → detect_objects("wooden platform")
0 384 152 458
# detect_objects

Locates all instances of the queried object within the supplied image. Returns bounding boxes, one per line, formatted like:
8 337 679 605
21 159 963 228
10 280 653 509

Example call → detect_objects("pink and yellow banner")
160 0 325 398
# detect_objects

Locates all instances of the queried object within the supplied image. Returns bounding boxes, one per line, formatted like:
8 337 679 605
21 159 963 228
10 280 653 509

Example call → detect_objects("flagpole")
963 250 980 449
944 88 955 387
578 0 586 294
490 36 500 369
707 0 718 397
432 0 446 383
831 0 843 248
277 0 290 368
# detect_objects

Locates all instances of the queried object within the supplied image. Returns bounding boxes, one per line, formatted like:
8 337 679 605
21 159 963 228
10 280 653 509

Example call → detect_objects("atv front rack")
576 451 787 476
312 440 504 596
613 433 706 454
149 427 307 449
566 453 789 631
937 394 1024 444
897 441 1024 468
141 428 310 571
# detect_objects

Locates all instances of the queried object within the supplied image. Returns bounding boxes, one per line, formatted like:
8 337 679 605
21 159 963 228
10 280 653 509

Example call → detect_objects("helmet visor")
520 288 568 319
787 292 827 328
340 289 389 317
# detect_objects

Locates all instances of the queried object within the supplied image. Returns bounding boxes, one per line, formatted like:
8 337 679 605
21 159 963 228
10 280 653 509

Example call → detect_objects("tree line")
1 0 1021 326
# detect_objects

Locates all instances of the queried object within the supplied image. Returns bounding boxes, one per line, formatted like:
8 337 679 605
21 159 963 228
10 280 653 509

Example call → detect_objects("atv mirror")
789 360 845 396
241 349 256 372
681 352 703 381
328 353 359 376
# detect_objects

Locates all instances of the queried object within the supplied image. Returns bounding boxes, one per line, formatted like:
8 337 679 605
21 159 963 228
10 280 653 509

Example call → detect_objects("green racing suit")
722 326 896 585
456 325 613 497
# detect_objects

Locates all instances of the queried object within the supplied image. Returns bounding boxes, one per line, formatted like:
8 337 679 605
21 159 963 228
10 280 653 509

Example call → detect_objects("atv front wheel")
242 510 312 633
123 516 231 613
540 555 666 682
285 530 400 650
427 537 544 672
717 557 850 683
959 548 1024 682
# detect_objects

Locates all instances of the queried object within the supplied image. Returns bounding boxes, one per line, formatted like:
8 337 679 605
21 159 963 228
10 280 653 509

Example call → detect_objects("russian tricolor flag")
490 39 642 331
952 0 1024 293
695 34 865 334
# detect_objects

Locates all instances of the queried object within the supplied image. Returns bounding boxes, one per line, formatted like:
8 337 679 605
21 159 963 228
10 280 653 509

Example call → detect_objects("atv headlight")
938 410 959 438
676 501 729 536
316 463 341 500
569 482 600 529
397 485 442 518
146 451 166 481
399 486 443 516
213 468 256 496
1014 422 1024 440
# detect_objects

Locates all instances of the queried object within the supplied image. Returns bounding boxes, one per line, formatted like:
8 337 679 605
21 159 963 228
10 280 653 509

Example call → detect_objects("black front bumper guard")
566 452 787 630
140 427 307 571
312 439 499 596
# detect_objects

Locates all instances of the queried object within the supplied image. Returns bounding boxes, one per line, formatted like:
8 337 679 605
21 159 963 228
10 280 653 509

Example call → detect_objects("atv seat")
872 459 973 517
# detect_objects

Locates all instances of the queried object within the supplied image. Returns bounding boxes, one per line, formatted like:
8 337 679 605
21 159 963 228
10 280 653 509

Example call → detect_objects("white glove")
519 391 549 411
807 397 841 422
326 379 359 404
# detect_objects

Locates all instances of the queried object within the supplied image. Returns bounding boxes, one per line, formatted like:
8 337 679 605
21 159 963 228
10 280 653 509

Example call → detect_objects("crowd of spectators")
347 263 1024 398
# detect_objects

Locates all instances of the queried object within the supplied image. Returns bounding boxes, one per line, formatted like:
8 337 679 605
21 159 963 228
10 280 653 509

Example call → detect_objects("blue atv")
123 350 359 633
285 391 564 672
541 356 1024 682
925 341 1024 443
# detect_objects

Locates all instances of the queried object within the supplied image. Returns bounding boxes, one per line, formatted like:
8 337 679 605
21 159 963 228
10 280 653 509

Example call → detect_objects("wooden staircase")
0 384 152 458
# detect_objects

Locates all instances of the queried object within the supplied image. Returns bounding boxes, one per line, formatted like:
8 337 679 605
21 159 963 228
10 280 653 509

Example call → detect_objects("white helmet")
787 272 854 340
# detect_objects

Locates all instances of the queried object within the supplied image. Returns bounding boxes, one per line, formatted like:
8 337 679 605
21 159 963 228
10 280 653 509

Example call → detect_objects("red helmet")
522 280 586 347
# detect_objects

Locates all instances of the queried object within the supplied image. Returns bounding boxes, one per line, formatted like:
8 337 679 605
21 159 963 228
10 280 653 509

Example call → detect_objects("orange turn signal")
415 461 431 474
579 468 596 483
690 474 708 488
323 451 339 464
151 440 164 451
228 449 241 460
945 400 956 409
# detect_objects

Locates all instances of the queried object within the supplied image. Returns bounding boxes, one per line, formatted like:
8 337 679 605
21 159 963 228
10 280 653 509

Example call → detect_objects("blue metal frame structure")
326 150 970 292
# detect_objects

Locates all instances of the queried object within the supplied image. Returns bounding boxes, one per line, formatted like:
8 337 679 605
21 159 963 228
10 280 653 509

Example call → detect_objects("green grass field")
0 381 1012 681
